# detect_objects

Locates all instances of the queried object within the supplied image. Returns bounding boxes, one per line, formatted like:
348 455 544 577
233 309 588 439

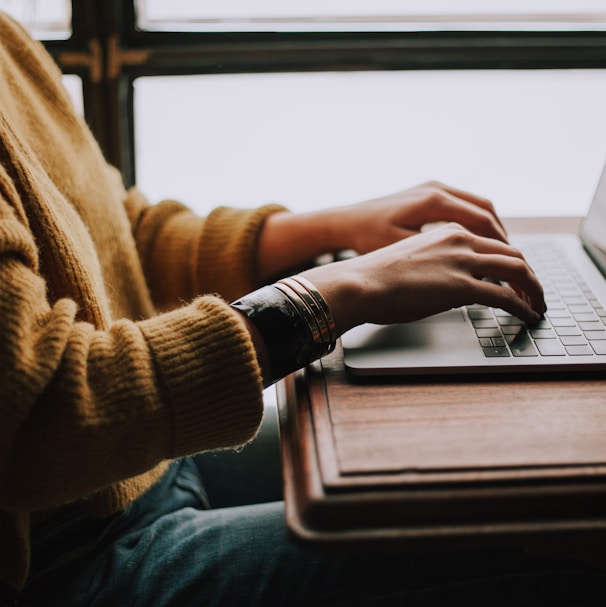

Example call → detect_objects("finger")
428 181 503 221
426 181 507 235
454 233 545 313
468 279 542 325
469 254 546 316
420 190 508 243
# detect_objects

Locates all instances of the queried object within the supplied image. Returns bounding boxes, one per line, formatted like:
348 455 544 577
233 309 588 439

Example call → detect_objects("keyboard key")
585 330 606 340
493 309 515 317
509 334 539 357
479 337 493 347
579 321 604 332
565 345 594 356
563 296 587 305
501 325 526 336
535 339 566 356
591 341 606 355
555 326 582 336
468 309 494 320
472 319 499 329
482 346 510 357
574 312 599 322
547 305 570 319
549 317 575 327
560 335 588 346
560 289 583 298
476 328 502 338
529 328 556 339
568 305 593 314
497 316 524 326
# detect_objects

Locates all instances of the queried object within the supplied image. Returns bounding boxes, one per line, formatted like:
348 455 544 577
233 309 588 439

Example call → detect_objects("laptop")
342 162 606 377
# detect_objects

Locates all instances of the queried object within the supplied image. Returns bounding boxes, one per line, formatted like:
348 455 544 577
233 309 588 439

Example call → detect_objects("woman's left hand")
338 181 507 255
257 181 507 283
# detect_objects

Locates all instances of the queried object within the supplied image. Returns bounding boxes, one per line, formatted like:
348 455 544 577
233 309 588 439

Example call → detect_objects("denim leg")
19 459 606 607
55 507 606 607
23 462 606 607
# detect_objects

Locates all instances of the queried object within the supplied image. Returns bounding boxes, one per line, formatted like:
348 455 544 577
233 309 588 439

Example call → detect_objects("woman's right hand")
301 222 546 337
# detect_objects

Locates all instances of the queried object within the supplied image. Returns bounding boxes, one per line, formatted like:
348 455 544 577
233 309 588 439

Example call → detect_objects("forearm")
257 207 352 283
125 188 287 304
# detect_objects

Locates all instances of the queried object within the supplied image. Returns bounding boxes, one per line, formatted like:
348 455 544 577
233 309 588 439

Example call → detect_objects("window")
6 1 606 217
0 0 71 39
130 1 606 216
134 69 606 218
0 1 81 110
136 0 606 32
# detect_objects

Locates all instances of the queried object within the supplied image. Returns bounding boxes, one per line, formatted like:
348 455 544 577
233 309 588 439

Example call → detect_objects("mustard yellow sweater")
0 13 285 589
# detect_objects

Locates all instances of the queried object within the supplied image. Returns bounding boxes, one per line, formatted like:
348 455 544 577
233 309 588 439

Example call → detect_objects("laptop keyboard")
466 242 606 358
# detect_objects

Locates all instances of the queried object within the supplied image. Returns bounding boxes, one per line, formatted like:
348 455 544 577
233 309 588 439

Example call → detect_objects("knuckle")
477 212 498 231
485 200 497 214
422 179 443 189
443 223 472 245
420 184 449 209
510 255 529 274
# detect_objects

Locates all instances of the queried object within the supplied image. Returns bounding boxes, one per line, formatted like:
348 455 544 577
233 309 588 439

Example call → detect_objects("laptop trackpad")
342 308 468 351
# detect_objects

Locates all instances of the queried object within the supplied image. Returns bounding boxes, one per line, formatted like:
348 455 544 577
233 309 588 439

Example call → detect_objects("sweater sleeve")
0 191 265 512
123 186 287 308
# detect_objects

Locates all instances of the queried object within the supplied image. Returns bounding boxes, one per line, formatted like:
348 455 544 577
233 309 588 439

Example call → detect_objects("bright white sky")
134 69 606 219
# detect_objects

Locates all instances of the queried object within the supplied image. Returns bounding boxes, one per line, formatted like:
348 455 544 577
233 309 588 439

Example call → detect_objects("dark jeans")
3 402 606 606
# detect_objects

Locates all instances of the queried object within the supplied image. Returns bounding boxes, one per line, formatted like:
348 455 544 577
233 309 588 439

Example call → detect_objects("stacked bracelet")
276 276 337 354
230 276 336 384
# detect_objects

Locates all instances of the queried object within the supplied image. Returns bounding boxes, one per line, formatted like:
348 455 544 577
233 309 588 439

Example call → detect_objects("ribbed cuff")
138 296 264 457
196 204 287 301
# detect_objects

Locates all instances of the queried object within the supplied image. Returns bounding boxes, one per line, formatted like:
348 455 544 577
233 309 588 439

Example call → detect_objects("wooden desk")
277 217 606 554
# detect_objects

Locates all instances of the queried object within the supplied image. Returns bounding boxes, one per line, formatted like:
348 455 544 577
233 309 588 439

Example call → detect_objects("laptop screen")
580 161 606 278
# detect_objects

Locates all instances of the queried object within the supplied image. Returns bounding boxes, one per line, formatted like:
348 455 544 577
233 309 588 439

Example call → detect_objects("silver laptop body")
342 163 606 377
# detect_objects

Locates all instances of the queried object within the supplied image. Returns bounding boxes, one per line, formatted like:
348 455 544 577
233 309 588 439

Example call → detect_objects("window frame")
40 0 606 188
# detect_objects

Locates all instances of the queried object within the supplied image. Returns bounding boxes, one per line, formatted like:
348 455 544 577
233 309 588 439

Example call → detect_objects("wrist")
301 261 367 336
231 278 336 385
257 208 352 281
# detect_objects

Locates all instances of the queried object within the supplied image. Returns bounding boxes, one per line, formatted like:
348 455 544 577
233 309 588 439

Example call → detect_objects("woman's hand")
337 181 507 254
301 222 546 336
257 182 506 283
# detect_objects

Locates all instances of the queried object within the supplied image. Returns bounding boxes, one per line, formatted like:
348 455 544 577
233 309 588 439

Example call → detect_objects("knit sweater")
0 13 285 589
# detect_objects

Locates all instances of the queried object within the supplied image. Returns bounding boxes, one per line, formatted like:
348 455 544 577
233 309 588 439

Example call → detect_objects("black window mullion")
122 30 606 76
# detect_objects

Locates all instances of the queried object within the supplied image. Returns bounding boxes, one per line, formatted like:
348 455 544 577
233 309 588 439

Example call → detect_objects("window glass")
134 69 606 218
137 0 606 32
62 75 83 116
0 0 71 39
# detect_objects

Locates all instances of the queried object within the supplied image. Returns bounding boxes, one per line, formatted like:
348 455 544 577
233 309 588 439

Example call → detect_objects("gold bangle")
290 275 337 349
273 281 323 347
277 277 331 346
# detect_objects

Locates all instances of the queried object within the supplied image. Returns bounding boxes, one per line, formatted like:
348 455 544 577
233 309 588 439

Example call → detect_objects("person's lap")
12 457 605 607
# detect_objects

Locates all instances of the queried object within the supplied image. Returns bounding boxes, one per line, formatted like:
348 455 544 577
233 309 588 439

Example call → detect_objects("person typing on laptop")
4 10 604 607
246 187 545 383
